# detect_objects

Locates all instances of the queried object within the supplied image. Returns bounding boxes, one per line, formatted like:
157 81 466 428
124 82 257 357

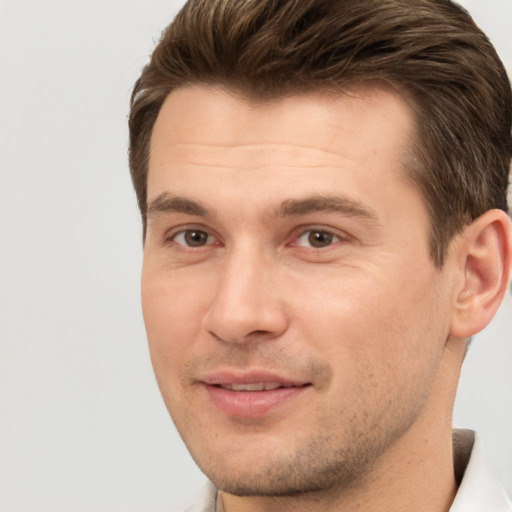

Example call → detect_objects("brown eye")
308 230 334 247
296 230 339 248
174 230 212 247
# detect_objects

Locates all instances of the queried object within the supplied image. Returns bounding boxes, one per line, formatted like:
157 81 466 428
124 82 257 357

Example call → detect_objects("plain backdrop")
0 1 511 510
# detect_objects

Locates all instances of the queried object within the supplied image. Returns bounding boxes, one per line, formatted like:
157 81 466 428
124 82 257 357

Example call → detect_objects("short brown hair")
129 0 512 265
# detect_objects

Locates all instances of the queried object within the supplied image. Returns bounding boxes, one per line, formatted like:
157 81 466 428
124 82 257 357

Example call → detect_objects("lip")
199 370 311 418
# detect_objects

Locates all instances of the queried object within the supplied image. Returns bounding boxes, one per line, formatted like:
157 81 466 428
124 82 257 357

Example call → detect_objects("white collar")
450 429 511 511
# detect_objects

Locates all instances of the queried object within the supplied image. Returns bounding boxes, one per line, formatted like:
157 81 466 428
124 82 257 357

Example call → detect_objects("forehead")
150 84 414 157
147 85 418 215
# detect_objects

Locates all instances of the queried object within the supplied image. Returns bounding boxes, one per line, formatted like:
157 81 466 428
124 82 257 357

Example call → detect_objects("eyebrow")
275 195 378 222
146 193 378 224
147 193 212 218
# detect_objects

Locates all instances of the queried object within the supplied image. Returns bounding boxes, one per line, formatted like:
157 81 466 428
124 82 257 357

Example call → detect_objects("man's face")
142 85 456 495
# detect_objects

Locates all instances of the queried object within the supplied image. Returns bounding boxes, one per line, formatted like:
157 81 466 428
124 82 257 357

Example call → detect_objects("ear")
450 209 512 338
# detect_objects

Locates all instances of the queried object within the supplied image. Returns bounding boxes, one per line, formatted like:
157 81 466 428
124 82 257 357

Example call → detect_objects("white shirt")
182 430 511 512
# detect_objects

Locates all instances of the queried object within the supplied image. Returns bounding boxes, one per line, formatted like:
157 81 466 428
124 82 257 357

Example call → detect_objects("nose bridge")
203 240 287 343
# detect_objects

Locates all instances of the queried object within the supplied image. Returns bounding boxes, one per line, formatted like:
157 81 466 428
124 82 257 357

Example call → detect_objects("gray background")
0 1 510 510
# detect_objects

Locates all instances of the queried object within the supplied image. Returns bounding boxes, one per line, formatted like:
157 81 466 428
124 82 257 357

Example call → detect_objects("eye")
295 229 341 248
172 229 214 247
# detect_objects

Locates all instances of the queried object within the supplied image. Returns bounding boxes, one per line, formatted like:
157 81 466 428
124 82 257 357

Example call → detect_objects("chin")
190 438 374 498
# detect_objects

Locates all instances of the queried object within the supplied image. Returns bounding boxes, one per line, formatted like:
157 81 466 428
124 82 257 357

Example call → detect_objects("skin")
141 85 508 512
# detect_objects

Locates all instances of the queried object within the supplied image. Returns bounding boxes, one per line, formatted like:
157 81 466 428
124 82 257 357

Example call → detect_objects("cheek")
141 268 208 389
142 265 211 338
291 263 446 386
294 281 445 439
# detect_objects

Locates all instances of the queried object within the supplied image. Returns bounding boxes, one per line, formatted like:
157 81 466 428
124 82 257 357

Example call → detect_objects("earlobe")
450 209 512 339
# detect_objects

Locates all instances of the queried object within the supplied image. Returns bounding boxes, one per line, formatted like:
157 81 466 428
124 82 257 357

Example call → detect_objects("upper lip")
199 370 310 388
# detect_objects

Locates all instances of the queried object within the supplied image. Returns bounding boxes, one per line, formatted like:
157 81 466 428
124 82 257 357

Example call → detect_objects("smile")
202 375 312 417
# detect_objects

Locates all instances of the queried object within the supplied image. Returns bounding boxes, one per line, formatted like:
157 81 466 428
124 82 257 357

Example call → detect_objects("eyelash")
292 228 343 249
166 225 219 249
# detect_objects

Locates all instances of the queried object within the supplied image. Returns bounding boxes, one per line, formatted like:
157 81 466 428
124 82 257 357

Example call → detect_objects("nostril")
208 329 279 344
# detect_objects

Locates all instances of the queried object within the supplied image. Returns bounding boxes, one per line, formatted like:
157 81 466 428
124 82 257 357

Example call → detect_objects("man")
129 0 512 510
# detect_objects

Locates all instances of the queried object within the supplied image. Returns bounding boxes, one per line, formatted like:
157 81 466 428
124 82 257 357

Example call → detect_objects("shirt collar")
450 429 511 511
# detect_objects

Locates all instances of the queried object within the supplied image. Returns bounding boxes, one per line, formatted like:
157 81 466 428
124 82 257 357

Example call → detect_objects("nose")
202 246 289 344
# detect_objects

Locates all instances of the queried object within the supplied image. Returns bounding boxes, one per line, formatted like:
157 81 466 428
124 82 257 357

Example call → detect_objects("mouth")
215 382 307 391
200 373 312 417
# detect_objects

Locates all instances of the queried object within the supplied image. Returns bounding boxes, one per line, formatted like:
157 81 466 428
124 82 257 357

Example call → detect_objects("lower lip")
204 385 309 417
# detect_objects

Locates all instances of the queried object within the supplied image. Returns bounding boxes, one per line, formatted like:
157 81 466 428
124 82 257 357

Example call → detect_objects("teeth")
221 382 282 391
